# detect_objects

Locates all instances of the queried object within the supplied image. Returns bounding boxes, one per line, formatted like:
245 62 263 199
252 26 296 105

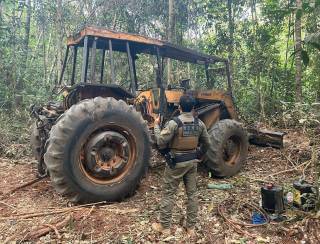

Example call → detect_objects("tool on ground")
261 183 285 213
293 179 316 211
251 212 267 224
207 183 233 190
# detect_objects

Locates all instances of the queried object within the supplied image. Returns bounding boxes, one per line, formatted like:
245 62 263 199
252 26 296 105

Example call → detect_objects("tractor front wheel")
204 119 248 177
44 97 150 203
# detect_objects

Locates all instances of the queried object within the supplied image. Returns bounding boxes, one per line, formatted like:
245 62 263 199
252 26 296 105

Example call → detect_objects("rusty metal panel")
165 90 184 103
67 26 164 47
193 90 237 119
199 108 221 129
67 26 227 64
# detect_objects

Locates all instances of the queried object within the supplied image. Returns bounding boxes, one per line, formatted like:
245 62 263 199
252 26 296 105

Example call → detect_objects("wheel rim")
79 125 137 185
223 135 241 166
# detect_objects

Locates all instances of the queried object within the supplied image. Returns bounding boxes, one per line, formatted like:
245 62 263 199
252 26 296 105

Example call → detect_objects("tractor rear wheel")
44 97 150 203
204 119 248 177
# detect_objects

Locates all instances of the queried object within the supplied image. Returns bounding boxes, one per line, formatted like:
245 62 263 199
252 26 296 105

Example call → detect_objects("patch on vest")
182 122 200 137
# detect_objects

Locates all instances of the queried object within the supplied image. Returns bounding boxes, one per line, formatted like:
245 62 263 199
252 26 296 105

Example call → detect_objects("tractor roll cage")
59 26 233 95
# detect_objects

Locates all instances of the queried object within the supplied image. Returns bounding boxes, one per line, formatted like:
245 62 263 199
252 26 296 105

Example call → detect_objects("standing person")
152 94 211 238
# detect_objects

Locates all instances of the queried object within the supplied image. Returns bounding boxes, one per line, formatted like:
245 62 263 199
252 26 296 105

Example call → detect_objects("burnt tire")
204 119 248 177
44 97 151 203
30 122 41 161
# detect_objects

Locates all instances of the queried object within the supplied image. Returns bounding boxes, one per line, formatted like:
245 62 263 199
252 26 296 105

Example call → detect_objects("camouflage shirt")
154 112 211 164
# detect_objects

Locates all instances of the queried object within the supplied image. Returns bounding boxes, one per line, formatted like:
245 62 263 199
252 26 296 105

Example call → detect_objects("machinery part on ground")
247 128 286 149
30 104 60 178
205 119 248 177
30 121 47 177
30 122 41 161
44 97 151 203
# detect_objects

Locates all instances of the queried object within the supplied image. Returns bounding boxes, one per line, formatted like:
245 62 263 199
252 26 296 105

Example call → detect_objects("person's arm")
198 121 211 153
154 120 178 147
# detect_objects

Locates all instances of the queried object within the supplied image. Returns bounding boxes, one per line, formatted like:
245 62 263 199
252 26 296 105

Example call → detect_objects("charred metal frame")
90 37 97 83
58 46 69 85
156 47 165 115
71 47 77 85
100 48 106 83
109 39 115 84
156 47 163 88
81 36 89 83
59 28 234 98
126 42 137 95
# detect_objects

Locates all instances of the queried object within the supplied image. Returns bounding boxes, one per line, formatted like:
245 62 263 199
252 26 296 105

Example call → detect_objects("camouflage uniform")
154 112 211 228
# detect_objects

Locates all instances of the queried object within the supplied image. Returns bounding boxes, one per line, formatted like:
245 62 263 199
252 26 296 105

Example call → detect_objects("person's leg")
159 166 182 228
183 163 198 229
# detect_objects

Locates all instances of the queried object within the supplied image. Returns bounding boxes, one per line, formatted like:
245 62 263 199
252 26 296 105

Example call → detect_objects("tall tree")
56 0 63 83
0 1 3 18
21 0 32 84
24 0 31 62
295 0 303 102
227 0 234 75
167 0 175 84
250 0 265 118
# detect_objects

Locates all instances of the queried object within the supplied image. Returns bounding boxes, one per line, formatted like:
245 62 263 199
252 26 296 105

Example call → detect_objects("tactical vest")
169 116 200 151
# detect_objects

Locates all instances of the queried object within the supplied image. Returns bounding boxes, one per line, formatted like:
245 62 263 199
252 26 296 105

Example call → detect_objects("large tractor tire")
30 122 41 161
204 119 248 177
44 97 151 203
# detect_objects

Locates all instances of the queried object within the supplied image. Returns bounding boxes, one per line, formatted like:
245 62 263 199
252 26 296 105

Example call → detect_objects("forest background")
0 0 319 149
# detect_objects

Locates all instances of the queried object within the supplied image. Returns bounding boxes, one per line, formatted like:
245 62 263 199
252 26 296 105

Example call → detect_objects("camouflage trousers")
159 162 198 228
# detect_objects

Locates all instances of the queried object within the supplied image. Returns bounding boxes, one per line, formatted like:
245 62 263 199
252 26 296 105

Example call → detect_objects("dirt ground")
0 130 319 243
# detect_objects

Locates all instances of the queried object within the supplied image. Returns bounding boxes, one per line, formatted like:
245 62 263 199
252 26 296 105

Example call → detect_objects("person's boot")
152 222 170 235
186 227 196 238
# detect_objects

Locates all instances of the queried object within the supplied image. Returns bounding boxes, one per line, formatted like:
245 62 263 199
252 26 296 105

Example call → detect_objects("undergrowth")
0 101 319 158
0 109 32 158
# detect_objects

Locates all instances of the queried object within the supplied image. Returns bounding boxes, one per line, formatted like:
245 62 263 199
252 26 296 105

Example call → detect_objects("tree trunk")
24 0 31 63
42 26 47 81
227 0 234 76
295 0 303 102
0 1 3 18
251 0 264 119
167 0 175 85
12 2 17 92
56 0 63 84
17 0 32 89
125 11 135 33
284 11 293 99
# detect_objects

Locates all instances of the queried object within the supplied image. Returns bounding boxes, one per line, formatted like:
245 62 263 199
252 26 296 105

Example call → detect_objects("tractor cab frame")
58 26 234 115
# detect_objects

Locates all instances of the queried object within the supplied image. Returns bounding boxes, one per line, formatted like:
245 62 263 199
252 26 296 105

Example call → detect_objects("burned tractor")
31 26 249 203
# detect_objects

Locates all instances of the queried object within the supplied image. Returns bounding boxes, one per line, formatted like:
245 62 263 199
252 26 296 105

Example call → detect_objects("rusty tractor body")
30 26 279 203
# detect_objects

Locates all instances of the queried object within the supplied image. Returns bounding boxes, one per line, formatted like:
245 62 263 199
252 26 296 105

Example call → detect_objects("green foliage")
276 102 320 128
0 0 319 124
0 109 31 157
